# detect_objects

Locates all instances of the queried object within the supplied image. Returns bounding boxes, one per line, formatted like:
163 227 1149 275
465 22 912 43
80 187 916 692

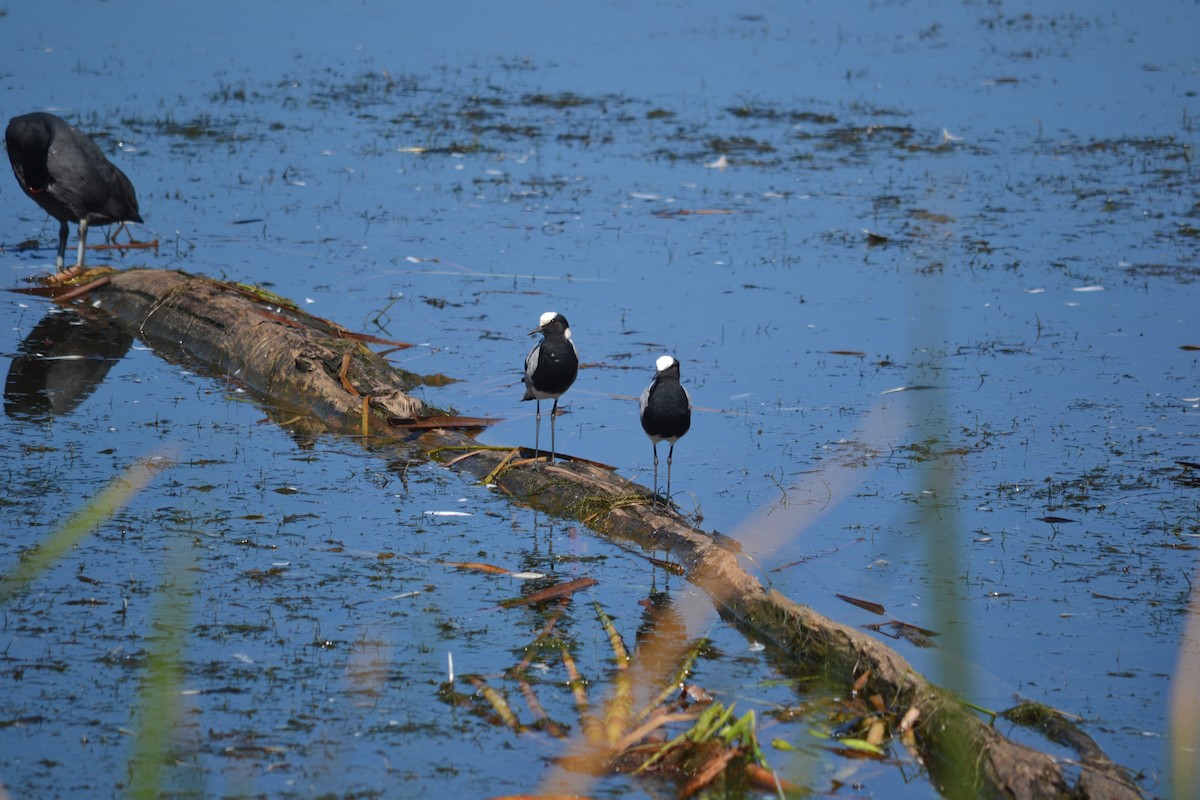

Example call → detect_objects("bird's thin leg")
46 220 86 284
549 398 558 463
76 219 89 268
652 442 660 506
533 399 542 463
666 442 675 505
55 220 69 269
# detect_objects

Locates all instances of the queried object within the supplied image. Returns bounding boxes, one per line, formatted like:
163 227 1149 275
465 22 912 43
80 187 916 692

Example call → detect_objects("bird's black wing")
48 127 140 224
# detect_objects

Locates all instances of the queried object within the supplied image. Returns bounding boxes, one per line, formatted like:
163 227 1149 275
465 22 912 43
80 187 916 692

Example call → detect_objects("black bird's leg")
75 219 89 269
651 441 660 506
666 442 675 504
533 399 542 463
55 219 69 269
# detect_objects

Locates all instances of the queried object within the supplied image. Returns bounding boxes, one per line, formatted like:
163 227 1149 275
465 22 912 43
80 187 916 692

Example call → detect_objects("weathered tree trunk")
86 269 427 425
72 268 1143 800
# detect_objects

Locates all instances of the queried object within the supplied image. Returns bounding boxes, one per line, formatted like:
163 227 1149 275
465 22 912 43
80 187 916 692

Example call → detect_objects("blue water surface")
2 1 1198 797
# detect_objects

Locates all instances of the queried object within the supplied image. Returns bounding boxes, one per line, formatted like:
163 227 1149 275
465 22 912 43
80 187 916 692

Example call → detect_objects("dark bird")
639 355 691 505
6 111 142 278
522 311 578 464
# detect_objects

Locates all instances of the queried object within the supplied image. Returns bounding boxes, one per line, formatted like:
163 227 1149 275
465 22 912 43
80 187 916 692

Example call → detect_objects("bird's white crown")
539 311 558 326
656 355 676 372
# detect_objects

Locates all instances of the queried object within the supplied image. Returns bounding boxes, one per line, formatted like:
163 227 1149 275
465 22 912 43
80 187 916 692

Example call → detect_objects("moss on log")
76 268 1143 800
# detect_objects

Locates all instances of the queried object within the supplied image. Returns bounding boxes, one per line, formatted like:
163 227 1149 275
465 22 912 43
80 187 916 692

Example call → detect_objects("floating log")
63 268 1143 800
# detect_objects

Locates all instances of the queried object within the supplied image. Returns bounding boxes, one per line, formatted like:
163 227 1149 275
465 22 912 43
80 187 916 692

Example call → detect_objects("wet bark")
76 268 1144 800
84 268 427 426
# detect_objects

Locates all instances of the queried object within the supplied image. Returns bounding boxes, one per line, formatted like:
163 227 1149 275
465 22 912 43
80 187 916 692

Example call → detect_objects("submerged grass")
446 598 790 797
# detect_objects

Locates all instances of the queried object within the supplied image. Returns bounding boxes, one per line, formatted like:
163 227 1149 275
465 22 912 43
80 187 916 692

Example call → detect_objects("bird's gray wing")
639 381 652 414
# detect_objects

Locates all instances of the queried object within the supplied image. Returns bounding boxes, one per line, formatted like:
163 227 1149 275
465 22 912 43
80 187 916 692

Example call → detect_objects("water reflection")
4 306 132 419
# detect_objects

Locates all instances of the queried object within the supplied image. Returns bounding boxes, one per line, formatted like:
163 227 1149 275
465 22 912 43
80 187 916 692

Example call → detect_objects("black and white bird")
639 355 691 505
521 311 579 464
6 112 142 279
